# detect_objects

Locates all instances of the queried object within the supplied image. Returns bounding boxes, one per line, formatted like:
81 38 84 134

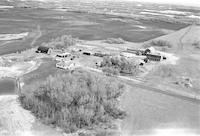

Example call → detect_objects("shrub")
19 71 126 133
104 38 125 44
101 56 139 75
149 40 172 48
102 67 120 76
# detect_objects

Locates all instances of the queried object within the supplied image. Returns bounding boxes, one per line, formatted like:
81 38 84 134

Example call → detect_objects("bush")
101 56 139 75
102 67 120 76
19 71 126 133
42 35 77 49
104 38 125 44
149 40 172 48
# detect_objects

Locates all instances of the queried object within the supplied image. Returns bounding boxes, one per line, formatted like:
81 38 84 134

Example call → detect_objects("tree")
102 67 120 76
41 35 77 49
150 40 172 48
19 70 126 133
101 56 139 75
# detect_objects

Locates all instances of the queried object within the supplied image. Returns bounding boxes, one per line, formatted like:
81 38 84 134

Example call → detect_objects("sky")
95 0 200 7
31 0 200 7
133 0 200 6
130 0 200 6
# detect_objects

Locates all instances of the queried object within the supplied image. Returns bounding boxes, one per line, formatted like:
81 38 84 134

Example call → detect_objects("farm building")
82 50 93 56
56 61 78 70
120 52 136 58
36 46 52 54
94 51 110 57
145 47 156 54
146 54 161 61
70 47 83 52
126 47 156 56
56 52 71 58
126 48 145 56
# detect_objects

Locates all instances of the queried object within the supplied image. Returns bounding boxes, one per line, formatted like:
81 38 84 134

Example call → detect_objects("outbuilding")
146 54 161 61
82 50 93 56
120 52 136 58
36 46 52 54
56 52 71 58
94 51 109 57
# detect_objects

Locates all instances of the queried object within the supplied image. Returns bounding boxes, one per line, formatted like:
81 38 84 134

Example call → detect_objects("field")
0 1 200 136
121 85 200 135
0 8 187 55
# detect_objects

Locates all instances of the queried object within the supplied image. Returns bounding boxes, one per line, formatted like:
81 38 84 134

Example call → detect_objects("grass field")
121 85 200 135
22 58 59 85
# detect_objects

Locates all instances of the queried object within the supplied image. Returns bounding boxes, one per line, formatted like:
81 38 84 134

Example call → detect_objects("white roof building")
56 61 78 70
56 52 71 57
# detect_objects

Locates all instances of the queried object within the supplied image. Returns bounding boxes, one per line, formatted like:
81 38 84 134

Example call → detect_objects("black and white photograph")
0 0 199 136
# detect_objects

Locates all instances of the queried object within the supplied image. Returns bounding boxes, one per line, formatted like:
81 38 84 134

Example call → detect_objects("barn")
36 46 52 54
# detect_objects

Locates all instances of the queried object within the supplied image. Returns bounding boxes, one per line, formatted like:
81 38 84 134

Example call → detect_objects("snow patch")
0 60 41 78
0 5 13 9
136 4 143 7
158 51 179 65
140 12 174 18
134 25 147 29
143 9 189 15
187 15 200 19
0 95 35 136
160 10 188 15
0 32 29 41
152 128 198 136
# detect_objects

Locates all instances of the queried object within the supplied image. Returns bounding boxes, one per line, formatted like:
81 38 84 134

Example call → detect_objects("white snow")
0 95 35 136
151 128 199 136
157 51 179 65
136 4 143 7
134 25 147 29
143 9 189 15
160 10 188 15
0 60 41 78
0 32 29 41
187 15 200 19
0 5 13 9
140 12 174 18
143 9 158 12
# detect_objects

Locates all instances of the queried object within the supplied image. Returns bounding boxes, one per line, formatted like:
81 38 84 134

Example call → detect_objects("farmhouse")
36 46 52 54
56 61 78 70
